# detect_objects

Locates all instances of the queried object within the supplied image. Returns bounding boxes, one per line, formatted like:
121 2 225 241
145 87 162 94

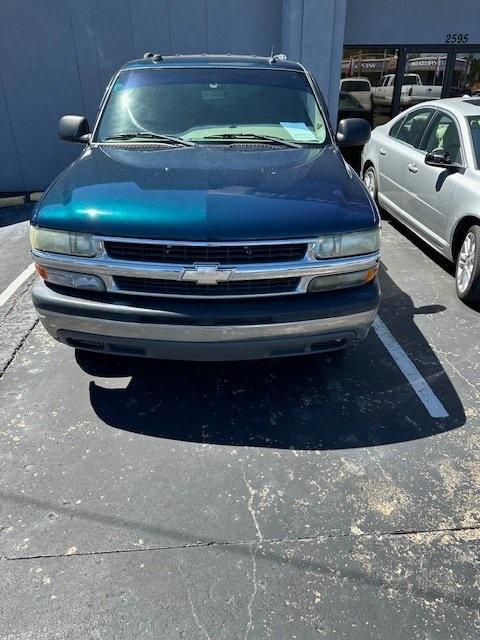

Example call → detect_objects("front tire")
456 225 480 303
363 165 377 202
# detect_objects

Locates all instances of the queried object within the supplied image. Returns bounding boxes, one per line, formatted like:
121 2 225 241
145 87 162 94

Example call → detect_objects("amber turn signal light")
364 265 379 283
35 263 48 279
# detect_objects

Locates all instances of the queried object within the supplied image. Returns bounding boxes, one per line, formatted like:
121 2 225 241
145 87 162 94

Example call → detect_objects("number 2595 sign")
446 33 469 43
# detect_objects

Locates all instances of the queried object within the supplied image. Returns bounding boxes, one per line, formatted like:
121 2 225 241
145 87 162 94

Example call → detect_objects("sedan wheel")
456 225 480 303
363 166 377 201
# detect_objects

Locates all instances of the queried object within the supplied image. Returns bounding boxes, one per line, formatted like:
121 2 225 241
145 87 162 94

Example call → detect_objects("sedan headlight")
30 227 96 257
313 228 380 259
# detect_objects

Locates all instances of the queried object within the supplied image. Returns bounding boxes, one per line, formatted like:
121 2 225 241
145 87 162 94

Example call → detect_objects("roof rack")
143 52 163 62
268 52 287 64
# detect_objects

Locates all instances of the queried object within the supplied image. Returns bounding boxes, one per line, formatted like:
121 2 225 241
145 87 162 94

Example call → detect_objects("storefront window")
338 46 480 171
340 47 399 128
453 52 480 96
402 52 446 107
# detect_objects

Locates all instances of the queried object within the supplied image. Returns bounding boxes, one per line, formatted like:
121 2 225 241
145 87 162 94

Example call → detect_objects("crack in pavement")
0 317 38 379
243 542 258 640
241 465 263 543
186 585 214 640
1 523 478 563
240 464 263 640
0 282 38 379
432 344 480 402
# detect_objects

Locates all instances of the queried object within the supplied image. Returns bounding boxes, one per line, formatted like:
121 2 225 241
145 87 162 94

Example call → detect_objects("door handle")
379 147 387 155
408 163 418 173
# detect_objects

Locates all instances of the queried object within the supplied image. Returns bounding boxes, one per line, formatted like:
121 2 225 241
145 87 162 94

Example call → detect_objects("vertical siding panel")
67 0 103 124
206 0 233 53
169 1 208 54
345 0 480 45
0 0 86 190
89 0 136 86
129 0 172 57
300 0 347 118
230 0 278 55
0 69 24 191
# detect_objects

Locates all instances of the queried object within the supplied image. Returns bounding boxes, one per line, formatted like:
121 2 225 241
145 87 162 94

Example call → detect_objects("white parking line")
373 316 449 418
0 263 35 308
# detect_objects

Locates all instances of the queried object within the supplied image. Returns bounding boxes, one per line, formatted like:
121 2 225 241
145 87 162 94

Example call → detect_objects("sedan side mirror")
336 118 371 148
58 115 90 143
425 147 453 168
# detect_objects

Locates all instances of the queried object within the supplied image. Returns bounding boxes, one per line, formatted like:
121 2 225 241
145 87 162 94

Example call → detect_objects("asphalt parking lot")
0 203 479 639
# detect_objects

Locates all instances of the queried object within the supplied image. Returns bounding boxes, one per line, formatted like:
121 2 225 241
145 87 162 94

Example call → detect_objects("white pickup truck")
372 73 442 108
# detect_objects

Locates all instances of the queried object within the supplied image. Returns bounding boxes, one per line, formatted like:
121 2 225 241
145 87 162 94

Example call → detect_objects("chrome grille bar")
32 235 380 299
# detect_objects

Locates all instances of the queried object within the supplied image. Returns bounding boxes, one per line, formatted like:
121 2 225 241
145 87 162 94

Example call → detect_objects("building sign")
408 56 469 72
342 55 470 76
341 57 396 75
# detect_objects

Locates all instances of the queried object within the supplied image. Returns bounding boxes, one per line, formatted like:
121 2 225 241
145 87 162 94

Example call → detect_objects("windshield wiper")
104 132 196 146
200 133 304 148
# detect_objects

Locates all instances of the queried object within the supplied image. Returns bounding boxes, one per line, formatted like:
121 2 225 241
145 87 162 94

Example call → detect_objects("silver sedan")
361 97 480 303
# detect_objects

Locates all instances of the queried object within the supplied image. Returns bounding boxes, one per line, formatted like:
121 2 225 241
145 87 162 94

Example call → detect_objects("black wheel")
363 165 377 202
455 224 480 303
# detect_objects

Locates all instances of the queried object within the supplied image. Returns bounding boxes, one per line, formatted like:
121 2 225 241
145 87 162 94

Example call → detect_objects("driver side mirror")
58 115 90 143
425 147 454 168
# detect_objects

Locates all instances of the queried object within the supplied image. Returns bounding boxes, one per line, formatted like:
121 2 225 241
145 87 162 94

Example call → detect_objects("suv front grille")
113 276 300 297
104 241 308 264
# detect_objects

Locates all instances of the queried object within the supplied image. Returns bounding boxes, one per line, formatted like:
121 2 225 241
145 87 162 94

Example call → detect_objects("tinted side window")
421 112 462 164
393 108 434 148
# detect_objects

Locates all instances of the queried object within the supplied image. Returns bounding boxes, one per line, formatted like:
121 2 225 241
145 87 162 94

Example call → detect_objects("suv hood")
34 145 378 241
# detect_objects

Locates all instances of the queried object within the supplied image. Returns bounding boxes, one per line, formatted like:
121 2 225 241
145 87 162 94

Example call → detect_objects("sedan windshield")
467 116 480 167
95 68 329 145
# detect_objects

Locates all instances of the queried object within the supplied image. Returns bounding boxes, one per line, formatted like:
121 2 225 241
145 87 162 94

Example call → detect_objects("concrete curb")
0 193 43 209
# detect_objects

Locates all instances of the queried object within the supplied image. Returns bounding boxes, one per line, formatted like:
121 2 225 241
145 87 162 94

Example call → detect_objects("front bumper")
32 280 380 360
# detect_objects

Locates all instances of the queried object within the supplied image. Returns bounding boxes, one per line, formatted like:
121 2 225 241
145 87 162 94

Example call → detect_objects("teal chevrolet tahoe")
30 53 380 361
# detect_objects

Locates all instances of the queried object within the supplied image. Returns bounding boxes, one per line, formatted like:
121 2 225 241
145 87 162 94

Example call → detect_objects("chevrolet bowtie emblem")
181 264 233 285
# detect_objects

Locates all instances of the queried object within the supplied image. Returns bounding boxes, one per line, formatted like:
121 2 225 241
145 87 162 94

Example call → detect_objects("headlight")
30 227 96 257
313 228 380 259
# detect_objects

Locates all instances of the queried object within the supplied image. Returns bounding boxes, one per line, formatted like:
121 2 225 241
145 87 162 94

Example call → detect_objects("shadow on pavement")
382 209 480 312
380 209 455 277
0 203 34 228
78 266 465 450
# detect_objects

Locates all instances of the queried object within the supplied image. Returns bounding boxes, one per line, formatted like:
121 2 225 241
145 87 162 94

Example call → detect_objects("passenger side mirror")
425 147 453 168
336 118 371 148
58 115 90 143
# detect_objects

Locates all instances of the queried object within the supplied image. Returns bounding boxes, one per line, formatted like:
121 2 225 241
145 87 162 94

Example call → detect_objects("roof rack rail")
143 52 163 62
268 52 287 64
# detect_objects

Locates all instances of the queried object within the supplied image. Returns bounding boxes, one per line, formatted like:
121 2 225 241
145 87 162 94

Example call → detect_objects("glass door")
340 47 401 129
338 45 480 130
400 51 449 110
452 51 480 96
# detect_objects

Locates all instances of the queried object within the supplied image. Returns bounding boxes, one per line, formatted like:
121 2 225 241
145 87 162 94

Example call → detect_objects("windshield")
341 80 370 92
95 68 329 145
468 116 480 167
